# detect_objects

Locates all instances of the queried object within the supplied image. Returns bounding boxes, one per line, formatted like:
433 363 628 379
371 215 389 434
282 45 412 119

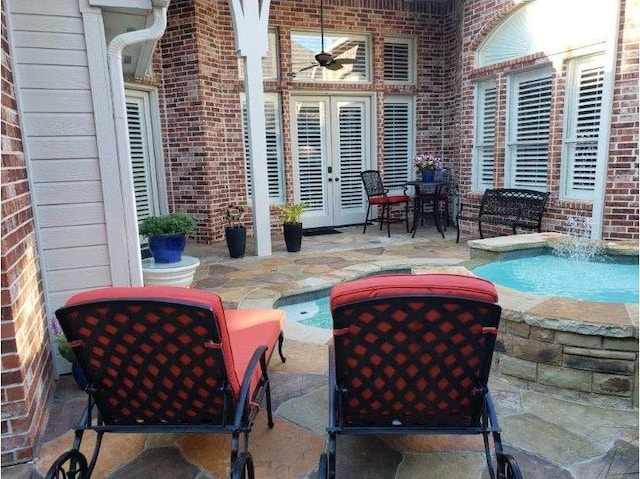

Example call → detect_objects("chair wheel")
45 450 88 479
497 454 522 479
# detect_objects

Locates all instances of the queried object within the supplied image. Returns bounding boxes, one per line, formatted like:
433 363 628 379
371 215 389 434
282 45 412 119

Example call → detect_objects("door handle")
335 178 340 182
328 178 333 182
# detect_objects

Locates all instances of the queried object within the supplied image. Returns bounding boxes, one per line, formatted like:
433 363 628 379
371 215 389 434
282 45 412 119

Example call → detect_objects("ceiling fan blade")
334 58 357 65
298 63 320 72
325 61 343 71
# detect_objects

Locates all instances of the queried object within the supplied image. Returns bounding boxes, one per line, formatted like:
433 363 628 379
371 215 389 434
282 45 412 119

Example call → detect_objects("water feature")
553 214 602 261
472 215 638 303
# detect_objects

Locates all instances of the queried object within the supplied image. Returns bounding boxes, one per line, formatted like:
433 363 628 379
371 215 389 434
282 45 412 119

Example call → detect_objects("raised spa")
472 252 639 303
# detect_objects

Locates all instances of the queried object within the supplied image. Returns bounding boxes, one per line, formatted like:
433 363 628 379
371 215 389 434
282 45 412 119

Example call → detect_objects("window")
241 93 284 202
383 96 415 190
238 29 278 80
473 79 497 191
384 37 415 84
291 31 369 82
562 55 605 200
506 68 552 189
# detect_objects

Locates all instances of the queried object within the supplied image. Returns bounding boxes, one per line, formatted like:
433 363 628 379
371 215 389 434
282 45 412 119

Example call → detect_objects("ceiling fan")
299 0 357 72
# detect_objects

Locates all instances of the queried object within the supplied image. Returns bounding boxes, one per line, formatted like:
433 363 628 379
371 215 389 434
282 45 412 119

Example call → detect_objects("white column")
228 0 272 256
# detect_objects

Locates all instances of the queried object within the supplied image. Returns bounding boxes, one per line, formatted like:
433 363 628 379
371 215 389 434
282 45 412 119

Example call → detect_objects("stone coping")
237 258 638 344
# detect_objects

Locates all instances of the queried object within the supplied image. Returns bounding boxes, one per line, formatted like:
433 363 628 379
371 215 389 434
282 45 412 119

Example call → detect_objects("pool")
279 291 332 330
472 253 639 303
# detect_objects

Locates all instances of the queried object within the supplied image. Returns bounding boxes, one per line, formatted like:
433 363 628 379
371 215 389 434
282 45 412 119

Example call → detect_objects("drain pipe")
106 0 170 285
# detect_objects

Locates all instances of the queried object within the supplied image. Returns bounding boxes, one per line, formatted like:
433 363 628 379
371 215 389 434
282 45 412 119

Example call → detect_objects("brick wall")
159 0 637 243
452 0 638 240
1 8 54 465
160 0 446 243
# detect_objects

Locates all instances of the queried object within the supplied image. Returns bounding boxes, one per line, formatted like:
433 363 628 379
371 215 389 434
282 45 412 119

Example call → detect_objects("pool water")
473 254 638 303
281 295 332 329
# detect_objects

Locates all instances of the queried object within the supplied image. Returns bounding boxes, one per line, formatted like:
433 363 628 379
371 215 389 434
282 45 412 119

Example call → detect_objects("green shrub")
276 202 307 224
138 213 197 237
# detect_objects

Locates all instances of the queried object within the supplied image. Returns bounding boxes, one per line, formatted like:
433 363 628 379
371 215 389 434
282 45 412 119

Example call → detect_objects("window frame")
505 67 553 190
382 95 416 193
383 36 416 85
561 54 606 201
238 28 279 80
472 78 497 191
290 30 371 83
241 92 285 203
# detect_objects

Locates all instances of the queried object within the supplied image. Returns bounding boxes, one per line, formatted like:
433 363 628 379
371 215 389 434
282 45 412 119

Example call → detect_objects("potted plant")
224 205 247 258
50 317 87 389
414 153 443 182
276 202 307 252
138 212 197 263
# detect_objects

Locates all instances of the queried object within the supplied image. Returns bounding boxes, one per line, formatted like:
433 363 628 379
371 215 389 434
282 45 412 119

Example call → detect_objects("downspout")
106 0 170 285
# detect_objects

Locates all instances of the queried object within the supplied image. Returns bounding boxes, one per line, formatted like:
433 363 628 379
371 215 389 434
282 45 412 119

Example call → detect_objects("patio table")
406 180 447 239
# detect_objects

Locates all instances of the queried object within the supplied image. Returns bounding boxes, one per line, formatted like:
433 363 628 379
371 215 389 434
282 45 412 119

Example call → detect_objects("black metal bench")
456 188 550 243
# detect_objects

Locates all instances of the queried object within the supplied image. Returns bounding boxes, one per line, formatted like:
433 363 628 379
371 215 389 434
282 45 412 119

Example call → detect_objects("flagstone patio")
5 226 637 479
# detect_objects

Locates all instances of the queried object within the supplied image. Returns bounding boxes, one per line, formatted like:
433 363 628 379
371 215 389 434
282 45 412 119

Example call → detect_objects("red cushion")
330 273 498 311
369 195 409 205
226 309 285 395
65 287 239 398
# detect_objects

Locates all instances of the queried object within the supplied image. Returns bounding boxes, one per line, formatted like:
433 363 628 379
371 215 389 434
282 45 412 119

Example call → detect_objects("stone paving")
5 226 638 478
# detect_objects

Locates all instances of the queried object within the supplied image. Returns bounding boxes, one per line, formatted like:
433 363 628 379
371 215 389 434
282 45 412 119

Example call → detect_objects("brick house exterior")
1 8 55 465
159 0 638 244
0 0 637 467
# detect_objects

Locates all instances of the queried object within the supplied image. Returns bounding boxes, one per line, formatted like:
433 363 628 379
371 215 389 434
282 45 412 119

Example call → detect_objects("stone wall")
496 320 638 409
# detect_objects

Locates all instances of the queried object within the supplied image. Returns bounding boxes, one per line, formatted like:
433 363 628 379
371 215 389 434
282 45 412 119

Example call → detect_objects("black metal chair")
317 273 522 479
360 170 410 237
46 286 286 479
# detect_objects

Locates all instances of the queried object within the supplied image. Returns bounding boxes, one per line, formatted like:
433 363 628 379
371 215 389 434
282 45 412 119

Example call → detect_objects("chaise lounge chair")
46 286 286 479
317 273 522 479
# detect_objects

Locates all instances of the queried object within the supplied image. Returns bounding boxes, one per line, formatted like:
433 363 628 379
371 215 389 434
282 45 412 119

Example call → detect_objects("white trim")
125 83 169 214
80 1 131 285
105 2 169 283
560 54 606 201
383 36 416 85
590 0 620 239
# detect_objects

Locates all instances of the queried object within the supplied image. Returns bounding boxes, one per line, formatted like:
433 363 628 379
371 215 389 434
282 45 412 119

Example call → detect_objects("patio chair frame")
47 294 286 479
360 170 410 237
317 282 522 479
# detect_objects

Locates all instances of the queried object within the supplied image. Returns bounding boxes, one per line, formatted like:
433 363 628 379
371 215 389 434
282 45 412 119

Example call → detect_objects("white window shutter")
563 57 604 199
507 70 552 189
384 38 414 83
473 80 497 190
295 103 325 210
383 97 414 190
337 102 366 209
126 97 153 222
242 93 284 202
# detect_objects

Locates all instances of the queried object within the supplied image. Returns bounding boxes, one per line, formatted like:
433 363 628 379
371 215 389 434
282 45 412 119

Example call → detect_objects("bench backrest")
480 188 550 222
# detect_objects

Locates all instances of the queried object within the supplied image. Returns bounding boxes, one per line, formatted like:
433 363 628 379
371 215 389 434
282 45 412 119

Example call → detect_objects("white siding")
7 0 112 313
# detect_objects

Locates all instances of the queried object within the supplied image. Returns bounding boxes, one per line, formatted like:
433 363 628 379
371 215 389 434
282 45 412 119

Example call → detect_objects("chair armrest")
233 345 268 427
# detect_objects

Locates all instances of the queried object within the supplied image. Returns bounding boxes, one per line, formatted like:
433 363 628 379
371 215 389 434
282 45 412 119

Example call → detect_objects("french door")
290 95 373 228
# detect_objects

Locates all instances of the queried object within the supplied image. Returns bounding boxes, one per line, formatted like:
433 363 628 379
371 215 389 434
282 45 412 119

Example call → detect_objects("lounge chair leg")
231 451 255 479
277 332 286 363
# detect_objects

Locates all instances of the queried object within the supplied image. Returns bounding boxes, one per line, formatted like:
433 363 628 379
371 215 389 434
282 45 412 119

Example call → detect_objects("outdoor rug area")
302 227 342 236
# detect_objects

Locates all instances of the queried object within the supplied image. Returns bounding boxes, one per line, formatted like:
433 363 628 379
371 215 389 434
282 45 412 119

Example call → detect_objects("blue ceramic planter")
148 234 186 263
421 170 436 182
